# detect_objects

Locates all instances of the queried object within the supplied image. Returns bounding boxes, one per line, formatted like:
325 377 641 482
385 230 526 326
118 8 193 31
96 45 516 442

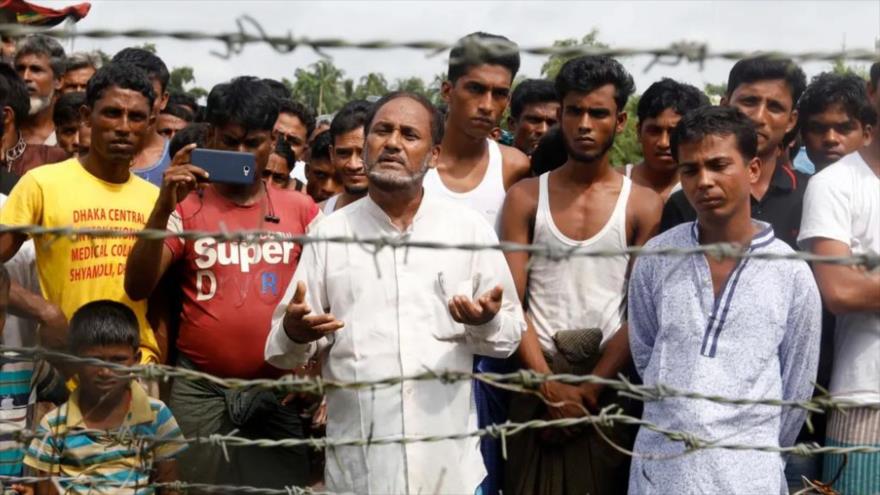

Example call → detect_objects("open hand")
447 285 503 326
283 281 344 343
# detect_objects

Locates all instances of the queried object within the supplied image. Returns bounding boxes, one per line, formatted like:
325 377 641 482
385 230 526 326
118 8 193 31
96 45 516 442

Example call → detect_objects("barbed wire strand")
0 16 876 68
2 224 878 269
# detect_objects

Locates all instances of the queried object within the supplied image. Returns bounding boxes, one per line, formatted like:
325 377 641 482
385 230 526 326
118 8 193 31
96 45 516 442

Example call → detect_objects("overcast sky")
43 0 880 97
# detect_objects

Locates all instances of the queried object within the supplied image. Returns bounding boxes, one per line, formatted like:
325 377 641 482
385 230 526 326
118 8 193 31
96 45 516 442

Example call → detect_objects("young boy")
22 300 186 494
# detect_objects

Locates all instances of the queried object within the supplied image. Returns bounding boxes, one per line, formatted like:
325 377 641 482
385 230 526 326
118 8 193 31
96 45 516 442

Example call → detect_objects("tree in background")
540 30 608 80
168 66 208 100
286 60 349 115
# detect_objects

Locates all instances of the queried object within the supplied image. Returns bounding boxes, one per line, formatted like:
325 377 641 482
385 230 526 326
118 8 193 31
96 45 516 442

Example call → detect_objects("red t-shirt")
165 186 319 378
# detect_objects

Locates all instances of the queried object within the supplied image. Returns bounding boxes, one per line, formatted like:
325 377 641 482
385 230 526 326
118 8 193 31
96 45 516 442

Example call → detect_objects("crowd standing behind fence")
0 20 876 495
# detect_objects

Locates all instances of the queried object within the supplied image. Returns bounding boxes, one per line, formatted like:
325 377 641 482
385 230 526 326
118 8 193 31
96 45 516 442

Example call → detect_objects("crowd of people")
0 29 876 495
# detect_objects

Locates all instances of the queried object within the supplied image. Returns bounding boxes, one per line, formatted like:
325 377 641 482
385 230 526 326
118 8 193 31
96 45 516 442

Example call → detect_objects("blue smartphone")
190 148 256 185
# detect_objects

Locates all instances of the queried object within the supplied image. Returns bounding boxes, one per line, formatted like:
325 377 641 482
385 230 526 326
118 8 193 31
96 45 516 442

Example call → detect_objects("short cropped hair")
169 122 208 158
510 79 557 120
262 78 291 99
111 48 169 93
726 55 806 107
69 300 139 353
65 51 102 73
161 102 194 122
206 76 278 132
53 91 86 127
309 130 332 162
85 62 156 108
671 105 758 163
14 34 66 77
278 99 316 137
364 91 444 145
448 32 520 83
637 78 710 123
799 72 877 127
530 126 567 176
0 63 30 128
329 99 372 141
555 55 635 112
871 62 880 91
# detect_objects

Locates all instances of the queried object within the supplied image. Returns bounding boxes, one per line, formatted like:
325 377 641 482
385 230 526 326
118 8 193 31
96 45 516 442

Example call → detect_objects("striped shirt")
23 382 186 494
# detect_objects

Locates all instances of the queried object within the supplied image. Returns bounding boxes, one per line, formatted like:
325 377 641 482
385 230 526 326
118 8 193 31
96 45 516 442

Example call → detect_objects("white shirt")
798 151 880 405
264 194 526 494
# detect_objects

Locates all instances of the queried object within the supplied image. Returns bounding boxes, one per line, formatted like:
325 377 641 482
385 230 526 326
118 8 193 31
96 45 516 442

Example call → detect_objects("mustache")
376 152 405 164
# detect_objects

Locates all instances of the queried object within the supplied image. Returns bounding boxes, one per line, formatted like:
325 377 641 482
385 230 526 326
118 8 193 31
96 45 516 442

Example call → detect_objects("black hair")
871 62 880 91
530 126 567 176
278 99 316 137
262 78 291 99
726 55 806 107
637 78 710 123
53 91 86 127
309 130 332 162
160 102 194 123
206 76 278 132
671 105 758 162
273 136 297 170
111 47 169 93
329 99 372 142
69 300 139 353
85 62 156 108
799 71 877 127
510 79 557 120
364 91 445 145
555 55 635 111
0 63 30 129
168 92 198 114
14 34 66 76
0 265 9 296
169 122 208 158
447 32 520 83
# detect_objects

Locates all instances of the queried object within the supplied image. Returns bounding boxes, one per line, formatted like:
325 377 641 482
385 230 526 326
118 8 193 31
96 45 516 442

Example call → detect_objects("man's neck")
751 148 781 201
80 153 131 184
698 208 756 246
859 130 880 177
338 189 367 209
1 129 18 152
439 123 488 168
369 185 422 231
131 130 166 170
215 181 265 205
79 387 131 427
635 161 679 190
556 153 615 185
21 107 54 144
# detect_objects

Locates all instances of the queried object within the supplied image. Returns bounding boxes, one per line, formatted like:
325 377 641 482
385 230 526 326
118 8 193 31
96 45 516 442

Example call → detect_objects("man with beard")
661 56 808 248
265 91 525 493
321 99 372 213
500 55 662 495
13 34 65 146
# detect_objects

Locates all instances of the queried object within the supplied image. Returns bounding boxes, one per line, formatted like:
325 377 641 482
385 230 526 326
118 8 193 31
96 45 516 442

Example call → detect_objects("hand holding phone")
190 148 257 185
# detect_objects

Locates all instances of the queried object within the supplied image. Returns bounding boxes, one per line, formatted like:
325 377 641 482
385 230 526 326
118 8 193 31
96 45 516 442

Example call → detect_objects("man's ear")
440 80 453 104
506 115 517 132
616 111 628 134
747 156 761 185
134 348 142 363
78 104 92 128
785 109 798 135
428 144 441 169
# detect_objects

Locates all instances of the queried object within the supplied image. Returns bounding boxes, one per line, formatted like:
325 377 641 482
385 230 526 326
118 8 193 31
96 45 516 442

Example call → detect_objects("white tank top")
323 195 339 215
422 139 506 231
528 172 631 354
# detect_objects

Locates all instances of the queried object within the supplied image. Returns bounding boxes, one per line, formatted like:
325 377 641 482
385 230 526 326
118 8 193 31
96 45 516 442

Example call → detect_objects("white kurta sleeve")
265 237 328 369
627 254 658 378
778 263 822 448
461 227 526 358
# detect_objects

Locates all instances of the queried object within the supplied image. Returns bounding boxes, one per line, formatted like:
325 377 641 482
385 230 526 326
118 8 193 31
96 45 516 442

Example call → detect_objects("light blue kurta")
628 221 821 495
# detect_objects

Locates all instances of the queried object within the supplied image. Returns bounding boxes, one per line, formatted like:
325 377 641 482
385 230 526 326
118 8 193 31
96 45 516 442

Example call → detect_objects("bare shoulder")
505 175 540 206
627 181 664 219
499 143 531 189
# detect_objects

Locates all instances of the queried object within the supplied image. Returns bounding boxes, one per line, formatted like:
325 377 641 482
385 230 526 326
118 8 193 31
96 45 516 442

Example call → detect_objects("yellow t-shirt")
0 159 160 363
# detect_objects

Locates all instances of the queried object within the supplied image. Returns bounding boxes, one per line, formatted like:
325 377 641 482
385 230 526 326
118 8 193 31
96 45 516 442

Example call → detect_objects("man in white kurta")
264 92 526 494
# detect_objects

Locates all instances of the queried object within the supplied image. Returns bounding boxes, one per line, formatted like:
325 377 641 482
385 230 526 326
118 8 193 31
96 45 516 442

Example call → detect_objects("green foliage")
611 95 642 167
540 30 608 80
352 73 390 100
288 60 350 114
830 59 869 79
167 65 207 100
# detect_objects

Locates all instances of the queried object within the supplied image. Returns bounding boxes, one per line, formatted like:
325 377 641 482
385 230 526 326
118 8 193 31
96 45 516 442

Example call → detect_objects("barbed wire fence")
0 15 878 495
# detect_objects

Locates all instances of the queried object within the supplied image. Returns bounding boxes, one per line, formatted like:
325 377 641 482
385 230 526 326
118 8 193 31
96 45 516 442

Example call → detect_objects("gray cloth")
505 328 635 495
168 357 310 492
